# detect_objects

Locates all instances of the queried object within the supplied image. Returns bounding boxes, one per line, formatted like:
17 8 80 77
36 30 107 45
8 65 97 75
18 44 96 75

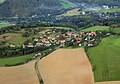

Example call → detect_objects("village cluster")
22 29 104 49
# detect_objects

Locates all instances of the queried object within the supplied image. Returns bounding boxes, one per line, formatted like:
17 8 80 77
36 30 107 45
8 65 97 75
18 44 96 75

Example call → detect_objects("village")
21 28 109 49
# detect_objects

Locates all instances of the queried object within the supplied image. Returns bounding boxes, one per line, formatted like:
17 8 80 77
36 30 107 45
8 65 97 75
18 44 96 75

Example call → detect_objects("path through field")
38 48 94 84
96 81 120 84
0 61 39 84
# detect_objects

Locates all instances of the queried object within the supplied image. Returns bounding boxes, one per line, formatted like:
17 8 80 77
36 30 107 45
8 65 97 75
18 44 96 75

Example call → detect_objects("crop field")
87 36 120 82
96 81 120 84
0 24 12 29
38 48 94 84
0 54 35 66
0 61 39 84
60 0 77 9
81 26 110 32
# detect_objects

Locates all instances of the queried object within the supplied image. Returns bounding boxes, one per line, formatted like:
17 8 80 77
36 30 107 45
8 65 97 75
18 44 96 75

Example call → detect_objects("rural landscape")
0 0 120 84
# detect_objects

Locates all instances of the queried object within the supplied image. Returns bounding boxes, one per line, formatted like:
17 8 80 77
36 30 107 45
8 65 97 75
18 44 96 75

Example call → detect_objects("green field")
1 33 27 45
87 36 120 82
98 8 120 13
60 0 77 9
81 26 110 32
0 54 35 66
45 27 74 30
112 28 120 33
0 24 12 29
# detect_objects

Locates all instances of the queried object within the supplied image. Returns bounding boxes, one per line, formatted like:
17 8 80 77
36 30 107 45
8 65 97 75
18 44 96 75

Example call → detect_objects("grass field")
60 0 77 9
87 36 120 82
81 26 110 32
0 54 35 66
112 28 120 33
0 24 12 29
1 33 27 45
98 8 120 13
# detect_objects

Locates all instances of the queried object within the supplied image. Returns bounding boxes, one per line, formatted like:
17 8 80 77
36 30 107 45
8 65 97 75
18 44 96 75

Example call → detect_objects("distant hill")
0 0 78 17
0 0 119 17
70 0 120 6
0 0 63 17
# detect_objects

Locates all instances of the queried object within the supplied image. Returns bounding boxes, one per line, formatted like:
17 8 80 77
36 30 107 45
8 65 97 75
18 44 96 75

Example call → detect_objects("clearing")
38 48 94 84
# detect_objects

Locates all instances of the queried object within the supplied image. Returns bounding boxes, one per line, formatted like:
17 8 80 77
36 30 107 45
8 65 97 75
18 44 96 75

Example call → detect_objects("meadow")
81 26 110 32
0 24 12 29
112 28 120 33
98 8 120 13
0 54 35 66
60 0 77 9
87 36 120 82
7 33 26 45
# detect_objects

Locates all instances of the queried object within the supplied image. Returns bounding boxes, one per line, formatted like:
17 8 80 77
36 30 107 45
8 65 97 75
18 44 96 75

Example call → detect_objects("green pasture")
81 26 110 32
87 36 120 82
0 54 35 66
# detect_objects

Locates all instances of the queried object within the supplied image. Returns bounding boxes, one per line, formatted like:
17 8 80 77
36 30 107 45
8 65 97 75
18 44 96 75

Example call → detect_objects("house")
34 38 39 41
9 44 16 47
60 40 65 43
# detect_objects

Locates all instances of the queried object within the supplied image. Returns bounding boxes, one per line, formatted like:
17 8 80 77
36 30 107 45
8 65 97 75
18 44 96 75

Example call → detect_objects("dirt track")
38 48 94 84
95 81 120 84
0 61 39 84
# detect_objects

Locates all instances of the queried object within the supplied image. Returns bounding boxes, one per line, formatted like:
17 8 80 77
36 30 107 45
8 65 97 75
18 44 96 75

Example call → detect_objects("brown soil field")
96 81 120 84
38 48 94 84
0 61 39 84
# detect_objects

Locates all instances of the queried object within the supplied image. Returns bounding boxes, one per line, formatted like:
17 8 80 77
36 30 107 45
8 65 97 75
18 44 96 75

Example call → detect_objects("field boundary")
35 60 44 84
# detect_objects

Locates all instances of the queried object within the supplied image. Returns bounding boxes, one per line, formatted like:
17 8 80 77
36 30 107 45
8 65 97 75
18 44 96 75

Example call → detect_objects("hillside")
0 0 78 17
0 0 119 17
70 0 120 5
0 0 63 17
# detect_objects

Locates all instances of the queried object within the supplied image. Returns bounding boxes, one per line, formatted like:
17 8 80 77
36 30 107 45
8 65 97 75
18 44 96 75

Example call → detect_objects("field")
60 0 77 9
6 33 26 45
0 61 39 84
45 26 74 30
96 81 120 84
0 24 12 29
81 26 110 31
0 54 35 66
112 28 120 33
58 8 80 17
98 8 120 13
0 32 27 45
38 48 94 84
87 36 120 82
